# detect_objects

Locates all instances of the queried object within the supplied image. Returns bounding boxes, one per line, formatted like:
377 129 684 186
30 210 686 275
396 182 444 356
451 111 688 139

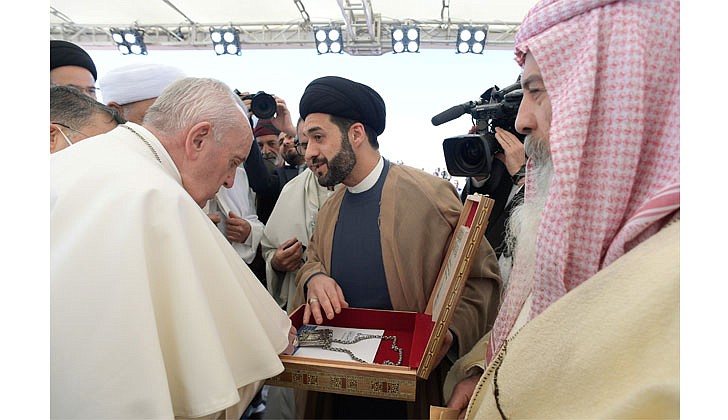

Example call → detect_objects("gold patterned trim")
267 367 416 401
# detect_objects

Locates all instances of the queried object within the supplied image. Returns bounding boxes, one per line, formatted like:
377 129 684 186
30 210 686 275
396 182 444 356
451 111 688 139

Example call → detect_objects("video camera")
234 89 277 119
431 77 524 177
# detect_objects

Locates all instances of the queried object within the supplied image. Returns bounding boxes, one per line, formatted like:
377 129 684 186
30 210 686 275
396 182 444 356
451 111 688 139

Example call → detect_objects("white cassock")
51 123 291 419
260 169 333 312
206 167 264 264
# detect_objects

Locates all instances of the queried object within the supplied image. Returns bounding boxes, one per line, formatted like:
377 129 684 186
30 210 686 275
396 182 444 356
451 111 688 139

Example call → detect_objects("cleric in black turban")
50 40 98 81
299 76 386 136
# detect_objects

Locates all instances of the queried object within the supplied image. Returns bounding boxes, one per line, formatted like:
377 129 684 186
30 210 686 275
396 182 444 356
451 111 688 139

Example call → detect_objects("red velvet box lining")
290 306 435 369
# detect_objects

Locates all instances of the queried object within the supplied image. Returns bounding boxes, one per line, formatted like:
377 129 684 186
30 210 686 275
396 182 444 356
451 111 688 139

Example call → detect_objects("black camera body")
235 90 277 119
432 78 524 177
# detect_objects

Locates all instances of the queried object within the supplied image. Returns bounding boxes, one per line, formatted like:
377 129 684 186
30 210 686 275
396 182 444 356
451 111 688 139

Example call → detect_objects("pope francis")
50 77 295 419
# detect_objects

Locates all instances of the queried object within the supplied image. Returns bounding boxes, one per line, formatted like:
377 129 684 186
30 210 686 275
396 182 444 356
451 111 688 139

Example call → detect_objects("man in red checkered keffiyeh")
446 0 679 417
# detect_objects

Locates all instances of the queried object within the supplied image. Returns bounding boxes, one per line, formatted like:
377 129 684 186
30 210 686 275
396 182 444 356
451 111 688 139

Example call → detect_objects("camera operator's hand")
494 127 526 176
271 96 297 137
238 91 253 119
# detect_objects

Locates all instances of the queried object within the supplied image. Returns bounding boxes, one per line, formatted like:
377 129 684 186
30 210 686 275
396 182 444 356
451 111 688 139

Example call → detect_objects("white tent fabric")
50 0 535 27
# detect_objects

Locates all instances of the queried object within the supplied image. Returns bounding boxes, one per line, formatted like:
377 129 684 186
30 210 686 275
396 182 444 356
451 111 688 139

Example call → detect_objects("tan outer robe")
465 220 679 419
294 163 502 418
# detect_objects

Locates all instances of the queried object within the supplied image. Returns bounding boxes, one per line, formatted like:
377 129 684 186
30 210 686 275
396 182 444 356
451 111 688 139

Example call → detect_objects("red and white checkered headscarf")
487 0 680 364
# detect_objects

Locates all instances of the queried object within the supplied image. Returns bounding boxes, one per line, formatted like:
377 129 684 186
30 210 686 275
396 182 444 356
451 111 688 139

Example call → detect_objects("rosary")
297 328 403 366
121 124 162 164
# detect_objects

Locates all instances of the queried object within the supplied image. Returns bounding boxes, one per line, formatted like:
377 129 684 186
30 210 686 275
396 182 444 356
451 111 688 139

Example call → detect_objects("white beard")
503 135 553 285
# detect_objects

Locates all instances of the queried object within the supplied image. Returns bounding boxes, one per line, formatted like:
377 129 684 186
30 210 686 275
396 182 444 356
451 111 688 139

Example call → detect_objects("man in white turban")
99 62 186 123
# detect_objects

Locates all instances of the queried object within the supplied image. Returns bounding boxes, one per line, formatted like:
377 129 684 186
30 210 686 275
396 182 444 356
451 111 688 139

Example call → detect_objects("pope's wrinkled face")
515 53 553 160
303 113 356 187
184 113 250 208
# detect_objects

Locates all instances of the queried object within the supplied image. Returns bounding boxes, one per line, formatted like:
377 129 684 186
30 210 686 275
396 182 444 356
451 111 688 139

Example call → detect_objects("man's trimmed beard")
283 148 302 166
313 131 357 187
501 134 553 285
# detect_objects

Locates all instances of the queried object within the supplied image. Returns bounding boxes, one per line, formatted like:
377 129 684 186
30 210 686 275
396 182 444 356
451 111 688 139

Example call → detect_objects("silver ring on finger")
308 297 319 305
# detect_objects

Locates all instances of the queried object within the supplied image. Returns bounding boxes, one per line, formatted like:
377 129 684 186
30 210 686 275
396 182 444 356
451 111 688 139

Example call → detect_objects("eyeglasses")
294 136 308 155
69 84 100 97
52 122 91 141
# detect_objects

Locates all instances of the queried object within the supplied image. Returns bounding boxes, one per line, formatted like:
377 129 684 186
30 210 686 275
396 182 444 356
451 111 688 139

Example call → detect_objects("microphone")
431 102 475 126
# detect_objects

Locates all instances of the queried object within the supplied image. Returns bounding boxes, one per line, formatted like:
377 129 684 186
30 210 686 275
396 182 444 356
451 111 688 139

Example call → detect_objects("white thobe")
206 167 264 264
51 123 291 419
260 169 333 312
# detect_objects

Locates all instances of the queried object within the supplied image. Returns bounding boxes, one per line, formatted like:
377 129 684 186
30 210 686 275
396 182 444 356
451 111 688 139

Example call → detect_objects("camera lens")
457 137 486 167
442 135 492 177
251 92 277 119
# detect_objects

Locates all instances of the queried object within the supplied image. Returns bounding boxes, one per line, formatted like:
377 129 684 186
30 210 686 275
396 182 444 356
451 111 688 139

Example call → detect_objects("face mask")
57 127 74 147
52 122 91 149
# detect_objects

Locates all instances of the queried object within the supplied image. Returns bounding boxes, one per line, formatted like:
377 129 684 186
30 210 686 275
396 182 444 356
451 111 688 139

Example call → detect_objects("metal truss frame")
50 17 520 56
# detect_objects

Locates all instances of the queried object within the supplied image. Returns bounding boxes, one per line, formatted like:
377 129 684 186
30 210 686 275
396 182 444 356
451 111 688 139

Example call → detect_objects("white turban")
99 63 186 105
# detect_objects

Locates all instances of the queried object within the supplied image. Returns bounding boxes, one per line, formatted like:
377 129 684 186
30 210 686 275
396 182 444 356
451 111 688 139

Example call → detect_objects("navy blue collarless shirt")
330 160 392 309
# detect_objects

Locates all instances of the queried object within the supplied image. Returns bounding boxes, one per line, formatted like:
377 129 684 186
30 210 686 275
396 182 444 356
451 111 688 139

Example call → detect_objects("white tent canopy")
50 0 536 55
50 1 535 170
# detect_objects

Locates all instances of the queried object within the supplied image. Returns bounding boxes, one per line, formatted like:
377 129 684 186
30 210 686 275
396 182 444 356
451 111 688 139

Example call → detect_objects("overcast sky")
88 47 522 173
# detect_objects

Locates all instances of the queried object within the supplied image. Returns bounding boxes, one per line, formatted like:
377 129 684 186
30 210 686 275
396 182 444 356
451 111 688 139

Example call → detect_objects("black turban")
299 76 386 135
50 40 98 81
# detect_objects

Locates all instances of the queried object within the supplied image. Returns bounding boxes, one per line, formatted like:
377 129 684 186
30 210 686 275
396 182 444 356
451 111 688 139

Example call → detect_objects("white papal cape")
51 123 291 419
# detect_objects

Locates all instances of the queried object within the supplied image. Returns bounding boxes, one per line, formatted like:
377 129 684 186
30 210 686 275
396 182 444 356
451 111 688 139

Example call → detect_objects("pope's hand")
281 325 297 355
304 274 349 324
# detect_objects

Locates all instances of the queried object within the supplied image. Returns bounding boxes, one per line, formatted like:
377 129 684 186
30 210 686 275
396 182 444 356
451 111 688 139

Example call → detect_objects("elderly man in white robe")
51 77 296 419
207 166 265 266
261 120 335 313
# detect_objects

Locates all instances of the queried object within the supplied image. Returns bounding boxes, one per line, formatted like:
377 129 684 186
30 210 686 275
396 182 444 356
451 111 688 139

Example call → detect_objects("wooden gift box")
266 194 494 401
